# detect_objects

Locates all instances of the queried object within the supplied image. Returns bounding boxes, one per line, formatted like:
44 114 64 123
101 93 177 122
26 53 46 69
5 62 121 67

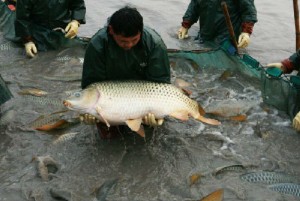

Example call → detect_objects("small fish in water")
219 69 233 81
240 171 298 184
200 189 224 201
205 99 257 121
53 132 79 145
43 74 82 82
189 173 201 186
23 96 62 107
213 164 258 179
63 81 220 138
268 183 300 197
32 155 58 181
18 88 48 97
92 179 118 201
29 110 72 131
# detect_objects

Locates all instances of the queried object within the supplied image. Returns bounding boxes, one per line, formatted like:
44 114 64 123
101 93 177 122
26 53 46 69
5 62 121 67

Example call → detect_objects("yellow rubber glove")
24 41 37 58
79 113 99 125
266 63 283 70
143 113 164 127
178 27 189 39
65 20 80 39
293 111 300 132
237 32 250 48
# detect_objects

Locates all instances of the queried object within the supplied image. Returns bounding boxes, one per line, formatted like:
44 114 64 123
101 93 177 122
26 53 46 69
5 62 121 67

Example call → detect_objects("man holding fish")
79 6 171 138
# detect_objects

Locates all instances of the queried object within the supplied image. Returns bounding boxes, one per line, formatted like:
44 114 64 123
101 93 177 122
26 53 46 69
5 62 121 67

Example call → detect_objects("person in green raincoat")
267 50 300 132
80 6 170 139
15 0 86 58
177 0 257 48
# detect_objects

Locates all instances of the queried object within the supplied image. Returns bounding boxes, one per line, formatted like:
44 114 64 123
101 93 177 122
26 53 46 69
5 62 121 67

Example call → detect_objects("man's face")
109 26 141 50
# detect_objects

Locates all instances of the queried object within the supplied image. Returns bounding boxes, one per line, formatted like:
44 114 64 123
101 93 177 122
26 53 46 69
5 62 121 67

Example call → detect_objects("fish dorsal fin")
200 189 224 201
197 115 221 126
125 119 145 138
169 111 189 121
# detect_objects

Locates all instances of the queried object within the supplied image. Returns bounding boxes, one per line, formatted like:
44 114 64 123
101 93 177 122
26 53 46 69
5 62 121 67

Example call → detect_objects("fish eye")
74 92 81 97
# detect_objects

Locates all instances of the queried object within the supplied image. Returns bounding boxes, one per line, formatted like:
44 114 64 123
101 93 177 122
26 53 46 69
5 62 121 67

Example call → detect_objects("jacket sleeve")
181 0 200 28
15 0 33 42
238 0 257 24
81 43 106 89
281 49 300 73
146 43 171 84
70 0 86 24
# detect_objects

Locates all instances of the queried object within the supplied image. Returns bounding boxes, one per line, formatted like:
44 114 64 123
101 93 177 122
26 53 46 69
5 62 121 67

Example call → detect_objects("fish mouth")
63 100 72 108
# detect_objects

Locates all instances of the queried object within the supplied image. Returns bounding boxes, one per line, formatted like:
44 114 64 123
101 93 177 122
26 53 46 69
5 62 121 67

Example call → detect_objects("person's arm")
69 0 86 24
81 42 106 89
65 0 86 38
283 49 300 72
266 50 300 73
15 0 33 43
237 0 257 48
145 43 171 84
178 0 199 39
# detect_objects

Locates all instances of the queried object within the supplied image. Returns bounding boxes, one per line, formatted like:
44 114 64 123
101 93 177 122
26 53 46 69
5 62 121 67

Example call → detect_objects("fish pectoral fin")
169 111 189 121
229 114 247 121
197 115 221 126
125 119 145 138
95 106 110 127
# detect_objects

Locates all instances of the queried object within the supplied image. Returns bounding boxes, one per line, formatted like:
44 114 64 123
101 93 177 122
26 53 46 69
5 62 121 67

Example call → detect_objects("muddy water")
1 0 300 201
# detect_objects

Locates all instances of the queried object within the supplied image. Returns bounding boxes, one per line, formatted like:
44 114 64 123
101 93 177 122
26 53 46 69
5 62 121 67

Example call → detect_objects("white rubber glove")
65 20 80 39
293 111 300 132
79 113 99 125
24 42 37 58
178 27 189 39
266 63 284 70
143 113 164 127
237 32 250 48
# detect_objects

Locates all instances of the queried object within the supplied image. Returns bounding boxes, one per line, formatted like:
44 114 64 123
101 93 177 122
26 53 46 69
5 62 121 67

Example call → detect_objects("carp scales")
63 81 221 137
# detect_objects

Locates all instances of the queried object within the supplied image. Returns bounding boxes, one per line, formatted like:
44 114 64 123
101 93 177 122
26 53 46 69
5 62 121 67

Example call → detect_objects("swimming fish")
18 88 48 97
200 189 224 201
63 81 221 137
205 99 257 121
240 171 298 184
33 155 58 181
268 183 300 197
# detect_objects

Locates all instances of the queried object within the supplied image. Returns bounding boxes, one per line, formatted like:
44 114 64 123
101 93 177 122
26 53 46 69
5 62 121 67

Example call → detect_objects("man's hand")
293 111 300 132
143 113 164 127
237 32 250 48
266 63 284 70
65 20 80 39
178 27 189 39
25 42 37 58
79 114 99 125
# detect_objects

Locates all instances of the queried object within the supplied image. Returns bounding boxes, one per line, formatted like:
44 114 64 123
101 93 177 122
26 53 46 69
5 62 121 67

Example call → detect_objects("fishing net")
168 40 300 120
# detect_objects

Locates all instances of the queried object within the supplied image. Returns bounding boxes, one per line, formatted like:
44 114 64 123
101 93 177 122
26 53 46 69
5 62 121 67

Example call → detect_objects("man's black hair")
109 6 143 37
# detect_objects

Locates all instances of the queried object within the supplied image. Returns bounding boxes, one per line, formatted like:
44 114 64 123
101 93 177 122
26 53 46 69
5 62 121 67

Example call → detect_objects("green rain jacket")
81 26 170 89
182 0 257 43
15 0 86 51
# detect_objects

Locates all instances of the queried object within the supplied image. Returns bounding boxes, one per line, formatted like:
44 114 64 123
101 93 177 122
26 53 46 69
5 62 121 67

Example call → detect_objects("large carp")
63 81 221 137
